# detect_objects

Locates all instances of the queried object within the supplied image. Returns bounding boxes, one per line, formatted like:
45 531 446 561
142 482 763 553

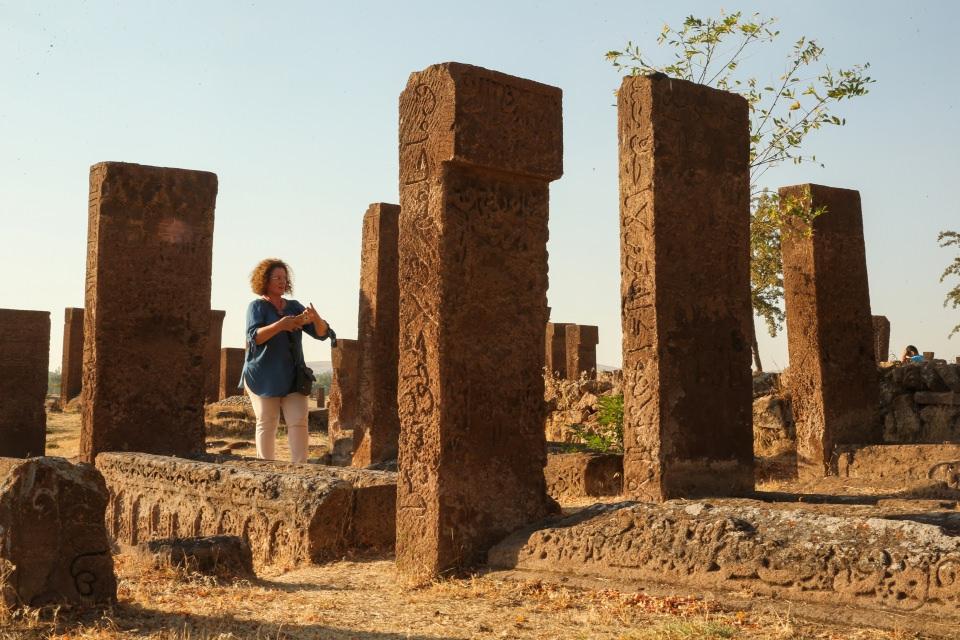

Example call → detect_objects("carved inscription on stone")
545 322 571 377
618 74 753 501
565 324 599 380
781 184 881 478
80 162 217 463
397 63 561 583
328 339 360 439
0 457 116 606
872 315 891 363
0 309 49 458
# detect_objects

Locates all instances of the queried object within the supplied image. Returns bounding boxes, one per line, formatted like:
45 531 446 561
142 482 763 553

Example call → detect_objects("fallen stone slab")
915 392 960 406
0 457 116 607
308 408 329 431
489 499 960 622
836 444 960 486
203 455 396 551
131 535 254 578
544 452 622 501
96 453 353 567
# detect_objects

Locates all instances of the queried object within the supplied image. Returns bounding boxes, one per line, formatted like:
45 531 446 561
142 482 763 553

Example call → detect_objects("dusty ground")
4 406 934 639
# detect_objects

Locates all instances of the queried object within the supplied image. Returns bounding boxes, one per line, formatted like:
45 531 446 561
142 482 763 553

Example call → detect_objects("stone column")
352 203 401 467
80 162 217 463
780 184 880 478
565 324 599 380
871 315 890 363
60 307 85 405
0 309 49 458
315 385 325 407
204 310 226 403
328 339 359 440
219 347 245 400
397 62 562 582
545 322 570 378
619 74 754 502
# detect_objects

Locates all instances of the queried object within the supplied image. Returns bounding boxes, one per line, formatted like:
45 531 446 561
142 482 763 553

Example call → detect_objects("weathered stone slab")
81 162 217 463
131 535 254 578
219 347 245 401
781 184 880 478
544 452 622 501
60 307 85 405
545 322 571 377
397 62 561 582
353 202 401 467
308 408 329 431
564 324 599 380
872 315 890 363
618 74 753 501
0 457 116 607
328 339 359 440
836 444 960 486
916 392 960 406
315 385 325 407
96 452 353 567
202 455 397 551
204 310 226 403
0 309 49 458
489 500 960 621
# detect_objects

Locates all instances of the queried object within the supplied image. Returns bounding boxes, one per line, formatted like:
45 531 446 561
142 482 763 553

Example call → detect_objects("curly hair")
250 258 293 295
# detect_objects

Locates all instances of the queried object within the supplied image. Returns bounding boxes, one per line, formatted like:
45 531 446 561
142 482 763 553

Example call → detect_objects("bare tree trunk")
751 322 763 372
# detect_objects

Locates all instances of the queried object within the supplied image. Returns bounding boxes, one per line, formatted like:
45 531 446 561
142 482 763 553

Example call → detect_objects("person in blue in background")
901 345 925 363
241 258 334 462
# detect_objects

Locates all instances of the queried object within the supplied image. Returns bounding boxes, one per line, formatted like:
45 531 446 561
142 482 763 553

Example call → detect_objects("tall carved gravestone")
60 307 84 405
327 339 359 440
545 322 570 377
0 309 49 458
618 74 753 502
80 162 217 463
780 184 880 478
204 310 226 403
219 347 245 400
397 62 562 582
353 203 401 467
871 315 890 363
565 324 599 380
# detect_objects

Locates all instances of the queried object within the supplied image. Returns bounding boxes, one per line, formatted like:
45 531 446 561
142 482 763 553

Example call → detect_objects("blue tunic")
240 298 328 397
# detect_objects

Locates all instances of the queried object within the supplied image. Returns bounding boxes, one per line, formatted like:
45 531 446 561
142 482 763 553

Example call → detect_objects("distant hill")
306 361 333 374
597 364 620 372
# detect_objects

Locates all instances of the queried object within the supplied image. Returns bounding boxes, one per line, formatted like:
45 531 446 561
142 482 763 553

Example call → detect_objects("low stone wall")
489 500 960 620
544 452 622 501
543 370 620 443
96 453 355 567
881 363 960 442
0 457 116 607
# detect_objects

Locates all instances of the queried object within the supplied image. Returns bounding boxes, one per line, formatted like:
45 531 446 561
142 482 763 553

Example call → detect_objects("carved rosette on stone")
618 74 754 501
397 62 563 583
0 457 116 607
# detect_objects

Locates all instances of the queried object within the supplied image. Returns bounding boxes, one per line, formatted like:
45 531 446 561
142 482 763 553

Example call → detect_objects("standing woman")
241 258 333 462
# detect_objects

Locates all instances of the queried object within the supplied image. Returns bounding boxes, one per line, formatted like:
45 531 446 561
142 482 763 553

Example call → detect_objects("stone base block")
308 408 329 431
0 457 116 607
836 444 960 486
96 453 353 567
131 535 254 578
489 500 960 621
544 452 622 501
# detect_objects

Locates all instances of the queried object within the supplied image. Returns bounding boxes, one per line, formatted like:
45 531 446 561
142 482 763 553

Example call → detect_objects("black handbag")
287 330 315 396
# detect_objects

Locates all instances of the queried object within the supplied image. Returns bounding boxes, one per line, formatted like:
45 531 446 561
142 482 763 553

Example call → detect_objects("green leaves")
938 231 960 337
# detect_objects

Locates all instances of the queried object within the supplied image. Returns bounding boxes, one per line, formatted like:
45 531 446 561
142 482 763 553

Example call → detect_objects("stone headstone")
0 457 116 607
80 162 217 463
204 310 226 403
396 62 561 582
219 347 245 401
924 351 935 362
315 385 325 407
618 74 754 501
565 324 599 380
781 184 880 478
353 203 401 467
0 309 49 458
872 315 890 363
545 322 571 377
60 307 84 405
328 338 360 439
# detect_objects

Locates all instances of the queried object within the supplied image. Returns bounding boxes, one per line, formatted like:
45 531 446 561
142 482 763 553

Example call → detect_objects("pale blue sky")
2 1 958 371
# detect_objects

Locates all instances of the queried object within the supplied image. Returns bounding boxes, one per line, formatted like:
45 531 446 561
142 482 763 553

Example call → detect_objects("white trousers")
245 383 309 463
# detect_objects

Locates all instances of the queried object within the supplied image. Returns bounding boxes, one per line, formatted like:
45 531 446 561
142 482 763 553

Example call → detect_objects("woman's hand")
306 303 329 336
